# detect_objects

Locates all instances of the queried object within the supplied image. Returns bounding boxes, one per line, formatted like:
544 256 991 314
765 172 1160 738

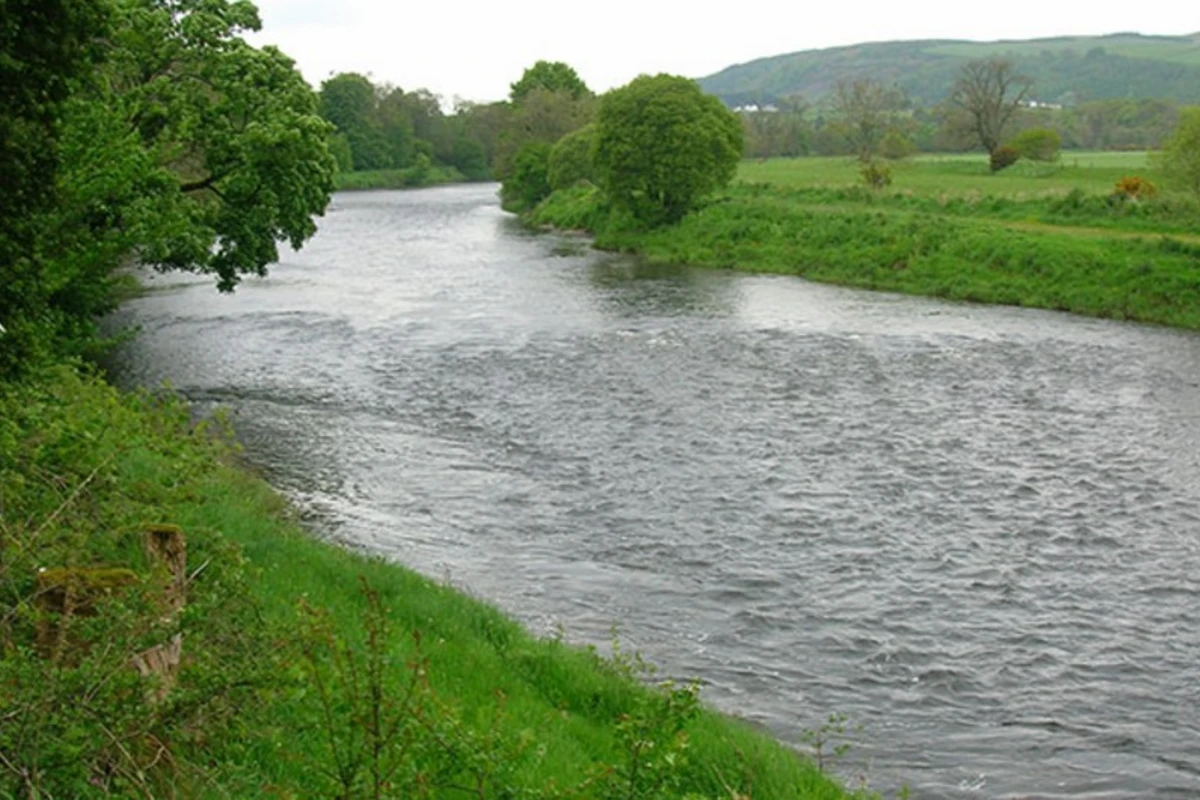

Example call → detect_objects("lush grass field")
737 151 1154 197
0 368 860 799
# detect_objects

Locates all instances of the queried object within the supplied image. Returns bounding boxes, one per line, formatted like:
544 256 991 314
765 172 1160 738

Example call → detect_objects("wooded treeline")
740 96 1183 160
315 61 595 183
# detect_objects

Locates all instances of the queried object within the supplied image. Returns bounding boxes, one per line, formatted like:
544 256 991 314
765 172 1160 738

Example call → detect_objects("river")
107 184 1200 798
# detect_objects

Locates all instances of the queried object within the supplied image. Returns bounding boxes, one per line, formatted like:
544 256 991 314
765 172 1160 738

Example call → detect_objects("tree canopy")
509 61 592 103
0 0 335 376
593 74 743 227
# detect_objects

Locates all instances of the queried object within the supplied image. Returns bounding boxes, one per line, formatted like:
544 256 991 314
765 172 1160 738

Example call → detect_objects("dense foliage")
317 74 498 180
0 0 336 378
509 60 592 102
0 0 111 375
594 74 743 226
548 123 598 190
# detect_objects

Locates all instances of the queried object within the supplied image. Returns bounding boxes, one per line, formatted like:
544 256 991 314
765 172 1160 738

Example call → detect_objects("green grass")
736 152 1153 196
0 367 859 799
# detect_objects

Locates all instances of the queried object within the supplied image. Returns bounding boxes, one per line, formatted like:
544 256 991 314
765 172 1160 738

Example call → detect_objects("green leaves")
593 74 743 228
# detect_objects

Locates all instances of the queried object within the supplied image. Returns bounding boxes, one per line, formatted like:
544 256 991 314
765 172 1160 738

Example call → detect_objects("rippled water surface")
109 185 1200 798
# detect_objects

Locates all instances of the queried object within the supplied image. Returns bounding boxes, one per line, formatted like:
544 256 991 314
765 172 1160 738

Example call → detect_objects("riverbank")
333 164 475 191
0 366 861 799
529 155 1200 329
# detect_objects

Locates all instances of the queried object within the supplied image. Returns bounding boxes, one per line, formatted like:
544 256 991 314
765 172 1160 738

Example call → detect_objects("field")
737 151 1153 197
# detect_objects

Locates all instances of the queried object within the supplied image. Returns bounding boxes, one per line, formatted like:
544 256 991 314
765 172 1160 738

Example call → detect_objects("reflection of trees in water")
586 257 740 319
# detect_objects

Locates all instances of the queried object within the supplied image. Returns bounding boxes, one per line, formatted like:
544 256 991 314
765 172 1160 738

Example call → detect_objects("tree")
830 78 903 162
73 0 336 292
948 58 1032 167
593 74 743 227
0 0 110 376
320 73 389 170
1 0 335 376
1160 106 1200 199
494 86 595 180
509 61 591 103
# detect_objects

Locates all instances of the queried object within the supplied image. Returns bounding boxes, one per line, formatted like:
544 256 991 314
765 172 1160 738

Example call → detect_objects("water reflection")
585 259 741 319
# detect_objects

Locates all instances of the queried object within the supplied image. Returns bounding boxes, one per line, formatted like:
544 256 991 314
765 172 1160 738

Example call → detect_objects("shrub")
989 145 1020 172
1008 128 1062 162
860 160 893 189
1113 175 1158 200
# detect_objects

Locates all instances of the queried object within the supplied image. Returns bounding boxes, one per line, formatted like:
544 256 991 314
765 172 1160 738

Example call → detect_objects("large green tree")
509 61 591 103
947 58 1032 165
593 74 743 227
320 72 390 170
1 0 334 376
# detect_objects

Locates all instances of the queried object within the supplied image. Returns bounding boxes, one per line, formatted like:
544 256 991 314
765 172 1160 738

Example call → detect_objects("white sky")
248 0 1198 103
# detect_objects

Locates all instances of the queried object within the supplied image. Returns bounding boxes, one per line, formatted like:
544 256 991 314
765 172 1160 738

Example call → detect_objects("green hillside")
698 32 1200 107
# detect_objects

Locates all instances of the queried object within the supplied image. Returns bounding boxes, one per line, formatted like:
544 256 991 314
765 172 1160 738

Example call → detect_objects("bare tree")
948 58 1032 162
831 78 903 162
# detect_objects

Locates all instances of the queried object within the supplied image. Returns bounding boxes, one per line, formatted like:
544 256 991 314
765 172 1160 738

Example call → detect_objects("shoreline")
528 181 1200 330
0 367 862 798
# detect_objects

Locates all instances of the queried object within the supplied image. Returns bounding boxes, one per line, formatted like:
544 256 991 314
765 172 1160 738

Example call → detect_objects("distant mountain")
698 33 1200 107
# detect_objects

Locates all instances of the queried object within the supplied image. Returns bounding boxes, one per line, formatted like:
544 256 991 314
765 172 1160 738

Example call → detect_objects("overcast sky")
248 0 1198 103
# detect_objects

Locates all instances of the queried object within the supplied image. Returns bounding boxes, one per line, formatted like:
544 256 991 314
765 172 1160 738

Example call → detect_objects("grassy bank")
333 164 473 191
530 153 1200 329
0 367 860 799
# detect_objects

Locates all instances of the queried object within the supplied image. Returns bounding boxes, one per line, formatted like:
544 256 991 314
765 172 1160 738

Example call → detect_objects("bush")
1113 175 1158 200
1008 128 1061 162
989 145 1020 172
548 123 597 190
860 160 893 189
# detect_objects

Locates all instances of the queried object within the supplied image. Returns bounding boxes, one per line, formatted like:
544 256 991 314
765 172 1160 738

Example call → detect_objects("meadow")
737 151 1152 197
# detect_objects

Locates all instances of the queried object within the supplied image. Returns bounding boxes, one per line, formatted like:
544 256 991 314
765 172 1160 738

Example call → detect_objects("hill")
698 33 1200 107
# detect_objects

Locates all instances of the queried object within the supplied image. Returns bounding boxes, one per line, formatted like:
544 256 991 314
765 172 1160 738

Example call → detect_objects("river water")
108 184 1200 799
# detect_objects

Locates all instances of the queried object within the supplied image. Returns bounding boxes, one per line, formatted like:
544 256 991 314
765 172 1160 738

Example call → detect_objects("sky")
247 0 1199 103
